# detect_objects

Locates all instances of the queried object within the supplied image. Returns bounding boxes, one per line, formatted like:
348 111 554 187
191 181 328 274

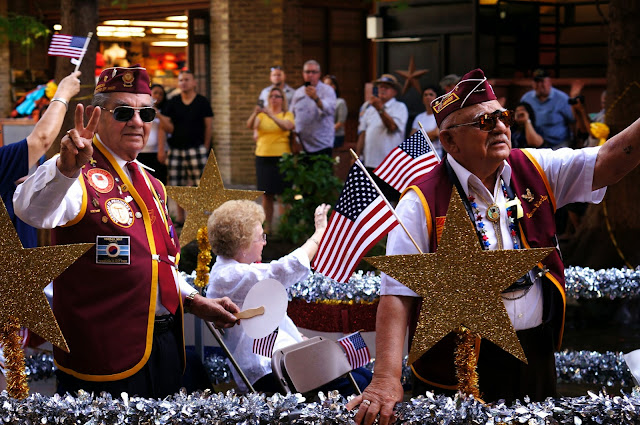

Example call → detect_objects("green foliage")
0 14 50 52
278 153 343 243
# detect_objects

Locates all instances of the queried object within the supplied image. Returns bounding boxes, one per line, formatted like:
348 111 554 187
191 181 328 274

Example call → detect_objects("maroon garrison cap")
430 68 497 127
94 65 152 95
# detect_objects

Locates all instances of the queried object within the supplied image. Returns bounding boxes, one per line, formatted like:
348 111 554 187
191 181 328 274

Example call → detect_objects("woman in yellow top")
246 86 295 234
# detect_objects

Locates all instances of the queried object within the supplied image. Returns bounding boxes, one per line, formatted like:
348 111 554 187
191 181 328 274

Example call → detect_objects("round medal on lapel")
486 204 501 222
105 198 134 227
86 168 115 194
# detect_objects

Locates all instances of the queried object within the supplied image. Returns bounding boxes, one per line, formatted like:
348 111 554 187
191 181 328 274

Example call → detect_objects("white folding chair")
271 336 362 394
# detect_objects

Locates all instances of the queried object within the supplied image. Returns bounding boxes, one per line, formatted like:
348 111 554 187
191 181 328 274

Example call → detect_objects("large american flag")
337 332 371 370
252 328 279 358
47 34 88 58
373 129 439 192
312 164 399 283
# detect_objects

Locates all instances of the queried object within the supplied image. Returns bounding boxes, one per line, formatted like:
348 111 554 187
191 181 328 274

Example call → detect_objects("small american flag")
373 129 440 192
337 332 371 370
252 328 279 358
312 163 399 283
47 34 88 58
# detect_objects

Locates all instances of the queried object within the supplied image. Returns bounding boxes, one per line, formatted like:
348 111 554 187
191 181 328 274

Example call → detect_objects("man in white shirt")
258 65 294 107
13 66 239 399
290 59 336 156
348 68 640 425
356 74 408 203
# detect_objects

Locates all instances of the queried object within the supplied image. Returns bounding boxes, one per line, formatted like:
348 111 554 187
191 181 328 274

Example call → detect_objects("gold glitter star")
366 190 554 365
0 201 92 352
395 55 429 95
167 151 262 246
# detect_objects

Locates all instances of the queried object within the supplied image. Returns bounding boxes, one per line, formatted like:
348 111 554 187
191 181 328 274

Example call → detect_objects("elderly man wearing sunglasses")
348 68 640 425
14 66 240 399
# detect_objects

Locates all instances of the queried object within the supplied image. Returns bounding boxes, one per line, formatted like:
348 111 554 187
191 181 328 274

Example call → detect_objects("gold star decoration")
395 55 429 95
0 200 92 352
167 151 263 247
366 190 554 365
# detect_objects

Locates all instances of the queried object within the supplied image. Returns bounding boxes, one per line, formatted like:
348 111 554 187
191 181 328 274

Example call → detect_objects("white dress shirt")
381 147 606 330
360 97 409 168
13 137 194 315
205 248 311 391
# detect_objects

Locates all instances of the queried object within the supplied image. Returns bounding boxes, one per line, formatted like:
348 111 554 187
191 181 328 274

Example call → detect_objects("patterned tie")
126 162 180 314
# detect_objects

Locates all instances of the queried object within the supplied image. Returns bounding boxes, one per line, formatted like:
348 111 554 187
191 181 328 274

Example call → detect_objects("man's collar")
383 97 397 106
446 154 512 196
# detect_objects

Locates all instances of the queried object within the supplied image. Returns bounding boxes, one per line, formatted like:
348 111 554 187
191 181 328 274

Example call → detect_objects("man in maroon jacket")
14 66 239 398
348 68 640 425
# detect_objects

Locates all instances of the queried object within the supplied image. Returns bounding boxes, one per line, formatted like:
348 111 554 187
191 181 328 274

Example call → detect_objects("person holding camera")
246 87 294 234
289 60 336 156
520 69 575 149
356 74 408 203
511 102 544 148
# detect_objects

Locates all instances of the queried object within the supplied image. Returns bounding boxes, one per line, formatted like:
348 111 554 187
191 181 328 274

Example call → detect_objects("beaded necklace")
468 180 533 300
467 179 520 250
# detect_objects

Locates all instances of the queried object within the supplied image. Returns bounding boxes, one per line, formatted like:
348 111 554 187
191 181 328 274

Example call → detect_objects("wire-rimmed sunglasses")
446 110 514 132
101 106 157 123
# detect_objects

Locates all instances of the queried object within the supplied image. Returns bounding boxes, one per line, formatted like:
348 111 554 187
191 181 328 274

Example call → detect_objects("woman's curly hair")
207 200 265 258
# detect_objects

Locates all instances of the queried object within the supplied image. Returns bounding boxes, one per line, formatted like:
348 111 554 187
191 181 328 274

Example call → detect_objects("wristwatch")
184 290 198 314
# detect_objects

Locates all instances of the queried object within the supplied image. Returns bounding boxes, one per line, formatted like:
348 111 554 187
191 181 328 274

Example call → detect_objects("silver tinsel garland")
203 350 635 389
184 266 640 303
1 387 640 424
282 267 640 303
555 350 635 387
564 266 640 300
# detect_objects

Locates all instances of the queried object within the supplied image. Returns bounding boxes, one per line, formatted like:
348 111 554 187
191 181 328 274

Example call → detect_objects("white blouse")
205 248 311 392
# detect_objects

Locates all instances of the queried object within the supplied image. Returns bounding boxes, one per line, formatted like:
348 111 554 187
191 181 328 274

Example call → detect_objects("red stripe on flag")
313 198 398 282
387 155 439 189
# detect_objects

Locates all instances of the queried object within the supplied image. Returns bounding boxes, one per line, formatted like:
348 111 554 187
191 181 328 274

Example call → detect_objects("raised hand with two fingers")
57 104 101 177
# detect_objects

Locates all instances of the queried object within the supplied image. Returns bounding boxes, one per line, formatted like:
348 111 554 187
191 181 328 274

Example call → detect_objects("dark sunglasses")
447 110 514 132
102 106 156 123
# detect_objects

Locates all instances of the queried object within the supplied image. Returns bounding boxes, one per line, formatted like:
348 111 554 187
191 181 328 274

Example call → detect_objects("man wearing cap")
258 65 294 107
14 66 239 398
356 73 408 202
520 69 575 149
348 68 640 424
290 59 336 155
